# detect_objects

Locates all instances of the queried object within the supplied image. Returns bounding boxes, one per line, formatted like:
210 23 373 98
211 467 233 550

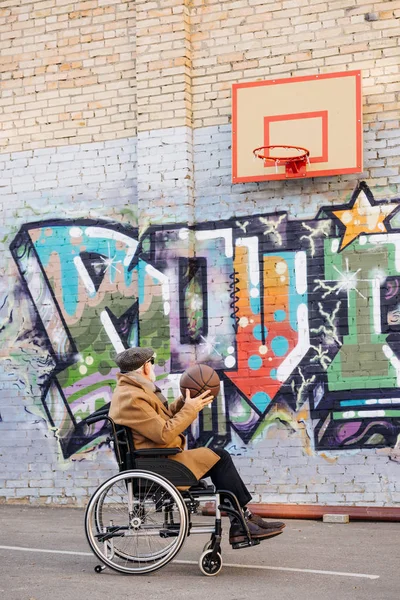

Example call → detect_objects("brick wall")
0 0 399 507
0 0 136 152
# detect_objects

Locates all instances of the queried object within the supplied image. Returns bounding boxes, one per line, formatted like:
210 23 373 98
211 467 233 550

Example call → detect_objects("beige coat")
109 372 220 480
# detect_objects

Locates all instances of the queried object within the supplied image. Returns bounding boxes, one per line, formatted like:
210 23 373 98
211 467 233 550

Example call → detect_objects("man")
109 346 285 544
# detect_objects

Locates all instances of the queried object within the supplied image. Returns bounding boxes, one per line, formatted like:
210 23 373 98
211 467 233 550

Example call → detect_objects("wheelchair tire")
93 483 178 565
199 549 222 577
85 470 188 574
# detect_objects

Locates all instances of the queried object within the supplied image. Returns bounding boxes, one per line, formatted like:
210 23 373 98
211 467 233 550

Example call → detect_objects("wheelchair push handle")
85 408 111 426
86 415 109 425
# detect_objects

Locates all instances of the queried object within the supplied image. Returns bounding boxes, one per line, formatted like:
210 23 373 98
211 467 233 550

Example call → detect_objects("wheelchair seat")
188 479 215 494
101 418 213 490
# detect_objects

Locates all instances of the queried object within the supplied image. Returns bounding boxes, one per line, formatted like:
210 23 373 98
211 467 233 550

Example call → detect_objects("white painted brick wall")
137 126 195 224
0 137 137 229
236 433 399 506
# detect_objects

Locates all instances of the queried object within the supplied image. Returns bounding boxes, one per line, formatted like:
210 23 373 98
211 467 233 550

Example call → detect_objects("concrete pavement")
0 505 397 600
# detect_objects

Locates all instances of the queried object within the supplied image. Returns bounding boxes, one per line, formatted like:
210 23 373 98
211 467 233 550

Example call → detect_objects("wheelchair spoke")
85 470 188 574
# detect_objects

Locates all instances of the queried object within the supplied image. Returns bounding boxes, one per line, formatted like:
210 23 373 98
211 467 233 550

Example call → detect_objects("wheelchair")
84 410 260 577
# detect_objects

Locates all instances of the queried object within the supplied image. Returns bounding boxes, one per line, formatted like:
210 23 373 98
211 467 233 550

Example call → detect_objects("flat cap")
115 347 154 373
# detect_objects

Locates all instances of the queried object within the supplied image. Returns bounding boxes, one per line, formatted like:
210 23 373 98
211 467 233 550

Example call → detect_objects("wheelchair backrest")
86 408 199 486
112 423 137 472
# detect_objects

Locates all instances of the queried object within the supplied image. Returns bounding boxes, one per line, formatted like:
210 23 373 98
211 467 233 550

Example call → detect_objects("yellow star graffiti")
332 189 399 250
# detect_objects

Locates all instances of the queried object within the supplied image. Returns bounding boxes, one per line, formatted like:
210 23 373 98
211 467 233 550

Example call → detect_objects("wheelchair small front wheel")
94 564 105 573
199 549 222 577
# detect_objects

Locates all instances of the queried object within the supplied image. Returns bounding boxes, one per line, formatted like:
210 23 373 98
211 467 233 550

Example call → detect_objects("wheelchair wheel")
85 470 188 574
199 549 222 577
93 483 178 564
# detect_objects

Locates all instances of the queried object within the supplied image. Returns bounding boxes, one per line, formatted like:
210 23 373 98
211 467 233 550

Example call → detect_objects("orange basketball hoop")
253 145 310 178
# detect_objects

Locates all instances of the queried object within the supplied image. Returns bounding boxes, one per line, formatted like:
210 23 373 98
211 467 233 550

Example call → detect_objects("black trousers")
202 448 252 508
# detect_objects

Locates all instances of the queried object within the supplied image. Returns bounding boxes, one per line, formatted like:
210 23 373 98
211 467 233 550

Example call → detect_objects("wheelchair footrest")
231 538 261 550
159 529 180 538
96 526 126 542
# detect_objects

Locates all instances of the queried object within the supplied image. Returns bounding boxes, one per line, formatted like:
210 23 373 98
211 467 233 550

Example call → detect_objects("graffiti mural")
10 220 170 457
10 182 400 458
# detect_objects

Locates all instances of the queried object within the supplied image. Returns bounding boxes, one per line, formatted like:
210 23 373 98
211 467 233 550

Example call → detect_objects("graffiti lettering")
10 183 400 457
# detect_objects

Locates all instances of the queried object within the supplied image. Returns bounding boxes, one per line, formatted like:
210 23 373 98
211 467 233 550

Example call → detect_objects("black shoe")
229 520 283 544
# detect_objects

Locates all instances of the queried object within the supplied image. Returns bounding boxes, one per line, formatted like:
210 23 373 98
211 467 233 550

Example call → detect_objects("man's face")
143 357 156 382
148 360 156 383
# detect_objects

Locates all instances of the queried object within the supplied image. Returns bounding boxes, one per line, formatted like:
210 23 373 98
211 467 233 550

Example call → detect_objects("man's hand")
185 388 214 412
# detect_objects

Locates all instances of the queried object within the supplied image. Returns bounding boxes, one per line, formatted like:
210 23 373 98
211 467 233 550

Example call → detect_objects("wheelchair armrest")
133 448 182 457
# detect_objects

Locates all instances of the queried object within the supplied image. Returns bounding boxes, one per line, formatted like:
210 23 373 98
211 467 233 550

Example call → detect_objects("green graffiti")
325 237 398 391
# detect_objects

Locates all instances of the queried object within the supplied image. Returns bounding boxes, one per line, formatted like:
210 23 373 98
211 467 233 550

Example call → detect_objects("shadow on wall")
8 182 400 459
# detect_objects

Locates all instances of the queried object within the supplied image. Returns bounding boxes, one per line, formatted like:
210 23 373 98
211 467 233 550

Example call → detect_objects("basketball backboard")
232 70 362 182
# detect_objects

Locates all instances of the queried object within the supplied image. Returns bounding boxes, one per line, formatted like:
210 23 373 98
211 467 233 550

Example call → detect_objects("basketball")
180 364 220 400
